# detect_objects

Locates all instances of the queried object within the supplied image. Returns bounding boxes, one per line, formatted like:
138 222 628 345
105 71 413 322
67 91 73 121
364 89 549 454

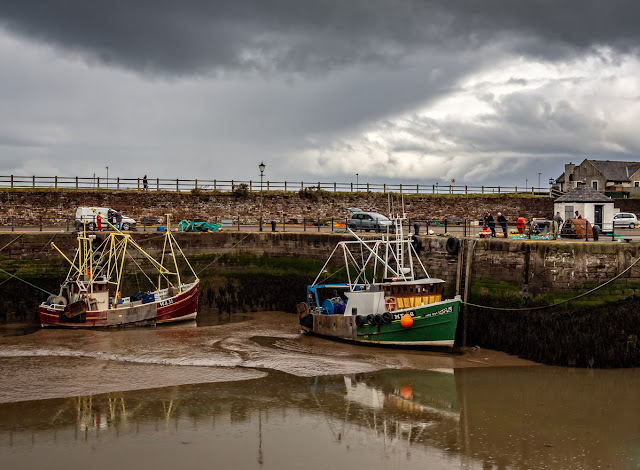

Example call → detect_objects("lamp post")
106 166 109 188
538 172 541 189
259 162 265 232
356 173 359 192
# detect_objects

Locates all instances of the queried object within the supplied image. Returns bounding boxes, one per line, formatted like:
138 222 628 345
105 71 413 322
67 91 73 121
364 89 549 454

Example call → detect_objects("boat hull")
39 282 199 328
300 299 460 348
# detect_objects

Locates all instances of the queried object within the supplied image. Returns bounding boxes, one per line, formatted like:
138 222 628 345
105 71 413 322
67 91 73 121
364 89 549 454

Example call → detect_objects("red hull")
39 281 199 328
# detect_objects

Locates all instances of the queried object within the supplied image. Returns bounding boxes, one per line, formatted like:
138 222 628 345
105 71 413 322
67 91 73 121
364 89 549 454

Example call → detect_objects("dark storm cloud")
1 1 640 77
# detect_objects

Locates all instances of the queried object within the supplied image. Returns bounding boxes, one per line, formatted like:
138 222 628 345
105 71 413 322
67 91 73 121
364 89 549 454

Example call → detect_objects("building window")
592 181 598 190
635 182 639 187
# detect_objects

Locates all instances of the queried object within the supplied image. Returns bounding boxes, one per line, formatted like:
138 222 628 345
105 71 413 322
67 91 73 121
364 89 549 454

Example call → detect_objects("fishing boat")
39 216 199 328
297 212 460 348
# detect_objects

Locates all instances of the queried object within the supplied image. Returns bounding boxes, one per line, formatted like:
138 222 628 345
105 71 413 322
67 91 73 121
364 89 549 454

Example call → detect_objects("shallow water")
1 312 639 469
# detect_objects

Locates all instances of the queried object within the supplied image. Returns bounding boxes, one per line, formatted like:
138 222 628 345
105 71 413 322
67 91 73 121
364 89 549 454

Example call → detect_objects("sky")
1 0 640 188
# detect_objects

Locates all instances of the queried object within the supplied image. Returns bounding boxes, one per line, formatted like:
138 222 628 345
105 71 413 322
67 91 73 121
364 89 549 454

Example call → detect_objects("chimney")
565 162 576 188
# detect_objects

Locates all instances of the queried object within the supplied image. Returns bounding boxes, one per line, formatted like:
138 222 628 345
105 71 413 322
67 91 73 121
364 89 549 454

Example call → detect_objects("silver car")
348 210 393 232
613 212 638 229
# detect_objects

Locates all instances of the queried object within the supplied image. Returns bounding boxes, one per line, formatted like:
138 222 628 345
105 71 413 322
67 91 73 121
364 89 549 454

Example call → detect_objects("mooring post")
318 218 320 232
444 219 448 234
144 216 146 232
238 216 240 231
11 216 14 231
612 224 615 241
304 218 306 232
39 216 42 231
331 218 334 232
283 217 285 232
66 216 69 232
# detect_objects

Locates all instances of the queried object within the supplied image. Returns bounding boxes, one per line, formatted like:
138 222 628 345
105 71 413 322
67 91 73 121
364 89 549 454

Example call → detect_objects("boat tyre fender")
374 314 383 326
366 314 376 325
411 234 423 253
446 237 460 255
382 312 392 324
355 315 365 327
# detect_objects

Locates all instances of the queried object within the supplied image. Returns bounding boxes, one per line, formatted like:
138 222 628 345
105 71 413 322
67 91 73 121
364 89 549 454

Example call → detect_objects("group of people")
482 212 508 238
95 208 123 231
482 210 580 239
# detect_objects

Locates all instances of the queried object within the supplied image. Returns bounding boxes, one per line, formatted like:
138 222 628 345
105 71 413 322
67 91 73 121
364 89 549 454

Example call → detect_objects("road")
1 223 638 240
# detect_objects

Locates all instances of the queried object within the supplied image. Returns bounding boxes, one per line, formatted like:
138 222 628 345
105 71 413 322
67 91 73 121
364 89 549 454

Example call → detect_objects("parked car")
348 208 393 232
74 207 137 231
612 212 638 229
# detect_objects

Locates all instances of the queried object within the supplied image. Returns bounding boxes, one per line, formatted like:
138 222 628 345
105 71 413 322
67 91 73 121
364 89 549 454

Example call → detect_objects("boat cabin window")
384 283 442 296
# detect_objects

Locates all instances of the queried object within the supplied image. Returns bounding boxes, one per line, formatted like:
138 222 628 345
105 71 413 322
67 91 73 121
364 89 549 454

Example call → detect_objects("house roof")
554 184 613 203
588 160 640 182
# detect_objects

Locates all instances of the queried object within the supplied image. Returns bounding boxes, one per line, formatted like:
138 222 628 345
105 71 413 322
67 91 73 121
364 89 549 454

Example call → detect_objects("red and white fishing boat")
39 216 199 328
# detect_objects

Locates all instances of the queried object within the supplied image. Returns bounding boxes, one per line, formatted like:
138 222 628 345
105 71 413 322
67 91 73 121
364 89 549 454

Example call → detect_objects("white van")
74 207 137 231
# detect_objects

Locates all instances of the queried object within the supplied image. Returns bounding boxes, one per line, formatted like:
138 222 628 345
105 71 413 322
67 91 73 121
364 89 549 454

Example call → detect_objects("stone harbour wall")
1 189 559 225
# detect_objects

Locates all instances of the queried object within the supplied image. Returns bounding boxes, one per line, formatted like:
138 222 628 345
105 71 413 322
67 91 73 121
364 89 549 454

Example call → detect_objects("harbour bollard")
413 222 420 235
271 220 276 232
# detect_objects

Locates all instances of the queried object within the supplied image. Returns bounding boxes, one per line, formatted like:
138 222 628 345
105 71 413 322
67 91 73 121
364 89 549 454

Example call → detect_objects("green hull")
302 299 460 348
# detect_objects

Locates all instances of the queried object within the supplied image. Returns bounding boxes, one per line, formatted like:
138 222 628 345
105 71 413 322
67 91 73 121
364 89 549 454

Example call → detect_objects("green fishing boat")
298 212 460 349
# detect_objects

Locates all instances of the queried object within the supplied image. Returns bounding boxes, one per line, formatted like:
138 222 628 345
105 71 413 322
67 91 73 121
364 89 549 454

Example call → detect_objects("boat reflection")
2 367 640 469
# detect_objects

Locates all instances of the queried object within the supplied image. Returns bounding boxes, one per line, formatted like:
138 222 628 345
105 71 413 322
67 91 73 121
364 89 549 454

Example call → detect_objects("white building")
553 184 615 228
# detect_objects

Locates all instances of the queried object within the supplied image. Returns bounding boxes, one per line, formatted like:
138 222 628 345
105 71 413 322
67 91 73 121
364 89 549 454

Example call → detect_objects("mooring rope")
462 250 640 311
0 234 57 291
0 267 55 296
0 234 23 253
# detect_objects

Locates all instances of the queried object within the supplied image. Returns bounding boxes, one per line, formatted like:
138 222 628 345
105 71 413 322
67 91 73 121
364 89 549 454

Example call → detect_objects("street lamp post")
356 173 359 192
538 172 541 189
106 166 109 188
259 162 265 232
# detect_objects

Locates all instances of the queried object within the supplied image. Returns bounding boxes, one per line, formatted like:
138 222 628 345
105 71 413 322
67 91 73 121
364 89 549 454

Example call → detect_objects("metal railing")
0 175 552 196
0 215 622 241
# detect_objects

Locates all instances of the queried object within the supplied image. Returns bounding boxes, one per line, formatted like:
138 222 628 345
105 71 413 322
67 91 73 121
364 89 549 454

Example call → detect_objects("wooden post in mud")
461 239 476 347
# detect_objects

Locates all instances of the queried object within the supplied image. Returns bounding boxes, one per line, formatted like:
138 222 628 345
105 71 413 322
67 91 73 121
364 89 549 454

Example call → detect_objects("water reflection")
2 367 639 469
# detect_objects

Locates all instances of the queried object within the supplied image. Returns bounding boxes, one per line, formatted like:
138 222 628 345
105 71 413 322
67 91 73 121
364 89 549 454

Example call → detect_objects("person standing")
497 212 508 238
552 211 563 239
484 212 496 237
116 209 123 230
96 213 103 231
143 174 148 190
575 210 582 219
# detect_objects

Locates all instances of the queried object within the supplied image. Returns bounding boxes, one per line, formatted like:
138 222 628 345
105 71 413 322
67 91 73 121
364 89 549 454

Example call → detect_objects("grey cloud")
1 1 640 78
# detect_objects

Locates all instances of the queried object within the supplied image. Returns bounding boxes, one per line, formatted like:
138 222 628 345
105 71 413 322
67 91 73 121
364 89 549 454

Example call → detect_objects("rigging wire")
193 233 252 279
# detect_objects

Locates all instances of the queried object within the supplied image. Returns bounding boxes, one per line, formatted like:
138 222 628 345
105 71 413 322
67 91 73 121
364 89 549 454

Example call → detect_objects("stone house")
556 159 640 196
553 184 615 228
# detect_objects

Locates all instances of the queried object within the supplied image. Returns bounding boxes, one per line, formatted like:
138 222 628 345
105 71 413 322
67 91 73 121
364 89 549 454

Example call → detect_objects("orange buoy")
400 384 413 400
400 314 413 328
